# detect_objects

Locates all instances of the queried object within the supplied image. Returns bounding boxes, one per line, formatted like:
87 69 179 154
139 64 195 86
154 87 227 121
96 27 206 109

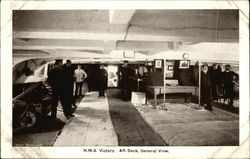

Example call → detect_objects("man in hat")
63 59 76 115
119 61 131 100
192 61 199 86
200 64 212 111
222 64 239 106
48 59 72 119
98 64 108 97
209 63 221 101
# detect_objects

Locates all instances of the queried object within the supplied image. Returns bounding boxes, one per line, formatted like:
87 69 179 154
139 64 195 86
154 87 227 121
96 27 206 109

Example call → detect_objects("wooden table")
146 86 198 107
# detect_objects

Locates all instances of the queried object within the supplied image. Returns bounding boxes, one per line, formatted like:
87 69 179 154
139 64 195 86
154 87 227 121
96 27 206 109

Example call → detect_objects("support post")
198 60 201 106
163 59 166 109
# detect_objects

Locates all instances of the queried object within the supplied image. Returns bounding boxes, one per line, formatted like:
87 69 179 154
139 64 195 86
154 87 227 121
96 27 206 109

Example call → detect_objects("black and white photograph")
1 1 249 159
179 60 190 69
155 59 163 68
11 8 240 146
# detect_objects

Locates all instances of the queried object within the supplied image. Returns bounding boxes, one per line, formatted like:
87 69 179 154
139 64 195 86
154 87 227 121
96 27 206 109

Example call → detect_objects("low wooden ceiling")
13 10 239 58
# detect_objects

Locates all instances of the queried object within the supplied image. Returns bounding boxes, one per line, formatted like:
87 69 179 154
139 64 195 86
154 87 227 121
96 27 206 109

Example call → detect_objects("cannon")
13 82 52 130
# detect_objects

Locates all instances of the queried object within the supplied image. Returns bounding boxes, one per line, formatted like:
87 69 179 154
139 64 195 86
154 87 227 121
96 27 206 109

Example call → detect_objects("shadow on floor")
77 107 109 119
13 100 80 146
211 101 239 114
14 101 81 135
107 89 167 146
13 116 65 135
191 96 239 114
13 116 66 146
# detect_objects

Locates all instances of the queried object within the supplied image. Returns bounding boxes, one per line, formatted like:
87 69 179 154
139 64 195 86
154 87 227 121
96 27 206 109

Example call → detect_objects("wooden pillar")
163 59 166 108
198 60 201 106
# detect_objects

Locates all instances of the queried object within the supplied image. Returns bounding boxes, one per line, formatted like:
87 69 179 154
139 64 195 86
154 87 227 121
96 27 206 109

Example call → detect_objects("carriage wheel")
19 111 37 128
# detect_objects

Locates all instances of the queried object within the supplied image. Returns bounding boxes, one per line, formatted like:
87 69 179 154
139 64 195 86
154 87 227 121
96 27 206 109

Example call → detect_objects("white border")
1 1 249 158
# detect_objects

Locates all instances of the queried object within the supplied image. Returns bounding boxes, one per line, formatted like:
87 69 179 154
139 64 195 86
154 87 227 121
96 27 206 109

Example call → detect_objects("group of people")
200 63 239 111
47 60 109 119
48 60 87 119
47 59 238 115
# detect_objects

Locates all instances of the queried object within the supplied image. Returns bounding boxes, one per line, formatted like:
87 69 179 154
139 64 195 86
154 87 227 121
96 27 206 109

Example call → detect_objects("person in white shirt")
74 65 87 98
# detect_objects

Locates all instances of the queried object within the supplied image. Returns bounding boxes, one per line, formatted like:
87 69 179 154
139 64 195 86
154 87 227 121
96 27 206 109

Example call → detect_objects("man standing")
201 64 212 111
63 60 76 115
48 60 70 119
98 64 108 97
119 61 130 100
222 64 239 106
210 64 220 101
192 61 199 86
74 65 87 98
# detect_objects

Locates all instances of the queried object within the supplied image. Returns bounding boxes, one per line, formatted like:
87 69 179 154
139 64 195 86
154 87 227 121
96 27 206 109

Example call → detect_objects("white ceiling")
13 10 239 59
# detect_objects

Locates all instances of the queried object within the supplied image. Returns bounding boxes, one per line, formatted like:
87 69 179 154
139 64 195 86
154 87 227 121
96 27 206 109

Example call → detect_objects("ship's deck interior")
12 9 240 147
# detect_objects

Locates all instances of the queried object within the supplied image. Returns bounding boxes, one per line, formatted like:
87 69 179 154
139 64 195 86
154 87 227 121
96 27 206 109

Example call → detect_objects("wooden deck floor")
13 89 239 147
53 92 118 146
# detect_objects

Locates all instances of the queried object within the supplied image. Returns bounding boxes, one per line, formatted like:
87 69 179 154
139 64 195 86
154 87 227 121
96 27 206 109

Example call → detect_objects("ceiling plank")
13 40 168 52
13 39 105 46
13 31 125 41
116 40 169 52
13 28 237 43
13 45 104 51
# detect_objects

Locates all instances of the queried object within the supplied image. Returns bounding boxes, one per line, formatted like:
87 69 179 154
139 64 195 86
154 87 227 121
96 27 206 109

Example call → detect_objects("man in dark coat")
98 64 108 97
63 60 76 116
48 60 70 119
119 61 130 100
222 64 239 106
209 64 221 100
192 61 199 86
201 64 212 111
